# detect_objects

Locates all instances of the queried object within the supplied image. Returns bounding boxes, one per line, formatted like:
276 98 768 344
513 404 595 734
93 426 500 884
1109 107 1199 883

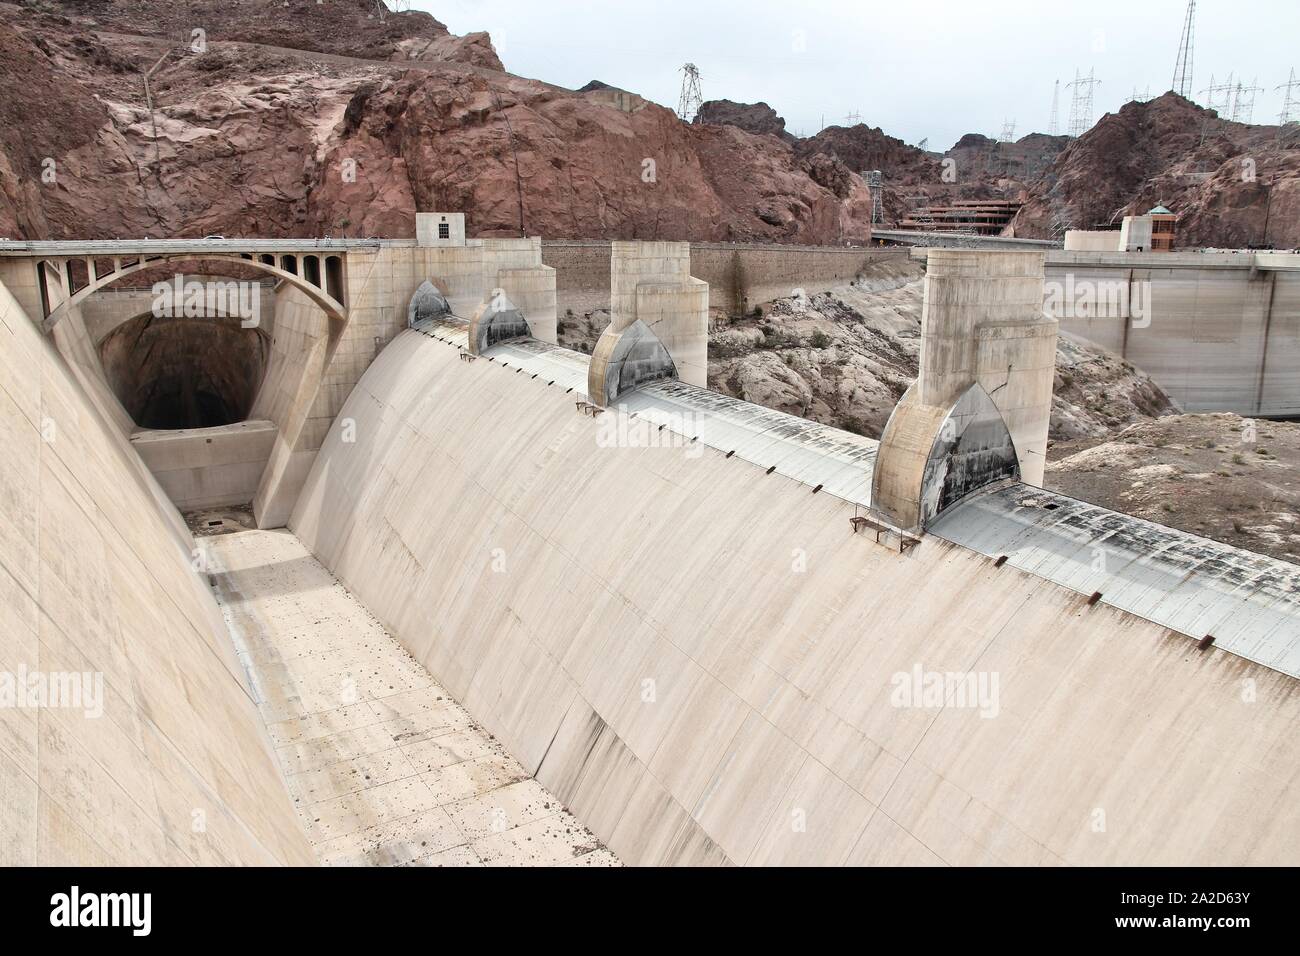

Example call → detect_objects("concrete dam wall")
1044 252 1300 418
288 326 1300 866
0 276 313 866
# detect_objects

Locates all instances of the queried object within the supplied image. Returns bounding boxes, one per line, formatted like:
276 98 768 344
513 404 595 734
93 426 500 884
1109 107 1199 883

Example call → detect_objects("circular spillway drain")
99 313 270 430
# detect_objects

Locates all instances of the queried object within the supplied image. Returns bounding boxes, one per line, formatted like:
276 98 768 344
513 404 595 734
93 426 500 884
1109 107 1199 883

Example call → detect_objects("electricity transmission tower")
1171 1 1196 97
845 111 862 124
998 119 1016 143
374 0 411 19
677 64 703 122
1278 69 1300 124
1048 79 1060 135
865 171 884 225
1128 87 1153 104
1200 74 1234 113
1229 77 1264 124
1067 69 1101 137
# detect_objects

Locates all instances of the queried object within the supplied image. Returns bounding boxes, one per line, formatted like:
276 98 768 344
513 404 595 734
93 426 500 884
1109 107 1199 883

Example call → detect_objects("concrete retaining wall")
290 328 1300 866
0 275 313 866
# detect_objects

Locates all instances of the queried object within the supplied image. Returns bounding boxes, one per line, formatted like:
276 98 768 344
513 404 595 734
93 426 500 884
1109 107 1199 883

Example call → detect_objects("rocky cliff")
1 3 1293 249
697 99 794 142
0 1 871 242
1010 93 1300 248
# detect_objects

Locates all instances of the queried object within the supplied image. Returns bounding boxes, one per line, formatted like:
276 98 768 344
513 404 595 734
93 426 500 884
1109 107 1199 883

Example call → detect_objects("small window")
438 223 450 239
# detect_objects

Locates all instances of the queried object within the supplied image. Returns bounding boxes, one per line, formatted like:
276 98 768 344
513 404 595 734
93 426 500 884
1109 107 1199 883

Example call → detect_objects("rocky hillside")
944 131 1070 190
558 257 1176 442
707 92 1297 249
2 3 1293 248
1011 92 1300 248
704 258 1175 440
0 0 871 242
783 124 1069 227
697 99 793 142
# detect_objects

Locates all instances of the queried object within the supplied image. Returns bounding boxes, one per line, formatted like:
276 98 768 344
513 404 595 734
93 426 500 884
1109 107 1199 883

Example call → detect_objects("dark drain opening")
99 312 270 430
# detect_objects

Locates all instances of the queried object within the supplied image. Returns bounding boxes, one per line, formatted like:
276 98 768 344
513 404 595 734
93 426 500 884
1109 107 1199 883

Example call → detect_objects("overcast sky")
424 0 1299 149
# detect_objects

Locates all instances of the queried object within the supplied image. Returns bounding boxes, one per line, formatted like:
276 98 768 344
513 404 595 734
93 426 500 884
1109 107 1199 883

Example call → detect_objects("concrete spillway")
5 230 1300 867
0 275 313 865
287 323 1300 866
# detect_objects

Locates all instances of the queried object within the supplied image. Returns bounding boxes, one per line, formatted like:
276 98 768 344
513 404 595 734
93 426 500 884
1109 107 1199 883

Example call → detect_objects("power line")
864 170 884 225
373 0 411 19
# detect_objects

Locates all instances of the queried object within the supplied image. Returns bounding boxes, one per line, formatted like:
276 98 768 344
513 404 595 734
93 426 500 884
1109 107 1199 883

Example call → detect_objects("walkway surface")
204 529 618 867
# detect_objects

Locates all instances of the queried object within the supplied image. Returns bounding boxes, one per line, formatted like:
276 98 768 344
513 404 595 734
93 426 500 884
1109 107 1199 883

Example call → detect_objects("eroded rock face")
1011 93 1300 248
4 4 1292 248
697 99 794 142
0 3 871 244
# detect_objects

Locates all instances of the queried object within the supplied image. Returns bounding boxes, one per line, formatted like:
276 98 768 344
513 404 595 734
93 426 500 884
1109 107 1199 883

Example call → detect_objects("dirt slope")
1047 414 1300 565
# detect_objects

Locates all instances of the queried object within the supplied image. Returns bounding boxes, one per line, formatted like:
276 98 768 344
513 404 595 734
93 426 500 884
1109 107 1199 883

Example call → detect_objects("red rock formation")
696 100 794 142
3 4 1292 249
1010 93 1298 248
0 2 871 244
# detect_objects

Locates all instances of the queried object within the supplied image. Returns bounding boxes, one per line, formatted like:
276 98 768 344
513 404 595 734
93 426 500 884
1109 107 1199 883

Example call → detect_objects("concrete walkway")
204 529 618 867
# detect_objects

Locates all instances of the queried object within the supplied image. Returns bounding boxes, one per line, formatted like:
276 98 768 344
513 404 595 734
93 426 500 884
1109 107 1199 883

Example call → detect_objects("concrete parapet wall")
1064 230 1121 252
289 329 1300 866
689 242 901 316
0 274 313 866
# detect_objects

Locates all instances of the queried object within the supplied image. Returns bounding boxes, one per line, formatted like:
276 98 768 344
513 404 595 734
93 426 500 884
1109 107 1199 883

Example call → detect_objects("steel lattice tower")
865 171 883 225
1048 80 1060 135
1200 73 1235 113
677 64 703 122
1276 69 1300 124
1229 78 1264 124
1172 0 1196 98
1067 69 1101 137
